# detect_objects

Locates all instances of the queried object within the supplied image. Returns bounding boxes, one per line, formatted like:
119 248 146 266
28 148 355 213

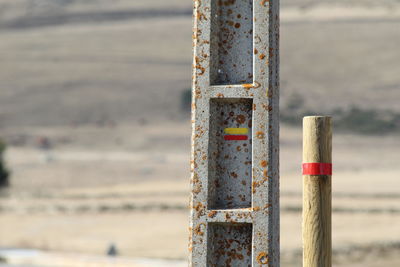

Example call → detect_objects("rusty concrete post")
189 0 280 266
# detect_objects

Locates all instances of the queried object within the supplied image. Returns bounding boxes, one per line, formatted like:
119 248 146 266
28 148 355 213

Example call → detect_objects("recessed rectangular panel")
210 0 253 85
208 98 252 210
207 223 252 267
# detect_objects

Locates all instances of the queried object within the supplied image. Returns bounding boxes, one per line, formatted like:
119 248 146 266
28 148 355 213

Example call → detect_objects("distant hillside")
0 0 399 128
0 0 192 31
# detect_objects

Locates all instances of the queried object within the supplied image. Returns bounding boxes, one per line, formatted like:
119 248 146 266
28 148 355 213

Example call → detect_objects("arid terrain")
1 124 400 266
0 0 399 266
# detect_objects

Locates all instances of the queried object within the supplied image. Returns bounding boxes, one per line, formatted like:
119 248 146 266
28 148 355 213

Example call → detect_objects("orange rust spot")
254 48 258 54
242 81 261 90
252 181 260 193
253 206 261 212
259 53 266 60
208 210 217 218
194 202 204 212
257 252 269 264
196 65 205 75
256 131 265 139
192 184 202 194
236 114 246 124
262 103 269 110
217 93 225 98
192 172 199 183
194 57 206 76
243 83 253 89
195 125 205 138
261 160 268 168
194 223 206 236
195 89 202 99
196 11 207 21
234 23 241 28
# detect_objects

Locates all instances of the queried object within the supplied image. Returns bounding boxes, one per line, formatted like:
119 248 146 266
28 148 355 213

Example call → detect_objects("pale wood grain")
303 116 332 267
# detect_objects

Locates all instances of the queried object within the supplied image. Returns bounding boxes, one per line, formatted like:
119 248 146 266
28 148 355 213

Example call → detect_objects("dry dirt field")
0 0 399 266
0 123 399 266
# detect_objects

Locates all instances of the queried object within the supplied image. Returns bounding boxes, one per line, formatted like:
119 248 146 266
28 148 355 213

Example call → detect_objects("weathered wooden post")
189 0 280 266
302 116 332 267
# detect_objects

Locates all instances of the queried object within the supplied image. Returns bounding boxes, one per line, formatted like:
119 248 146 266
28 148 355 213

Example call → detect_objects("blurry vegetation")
181 90 400 135
180 88 192 112
0 139 10 188
282 94 400 135
334 107 400 134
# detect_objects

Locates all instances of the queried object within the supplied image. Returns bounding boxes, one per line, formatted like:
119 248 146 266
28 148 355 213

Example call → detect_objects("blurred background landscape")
0 0 399 266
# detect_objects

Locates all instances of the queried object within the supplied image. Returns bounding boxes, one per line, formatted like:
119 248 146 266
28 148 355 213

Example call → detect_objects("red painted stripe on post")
224 135 248 141
302 163 332 175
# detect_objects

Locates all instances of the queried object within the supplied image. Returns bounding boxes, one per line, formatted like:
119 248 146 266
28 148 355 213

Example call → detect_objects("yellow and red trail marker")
223 128 249 141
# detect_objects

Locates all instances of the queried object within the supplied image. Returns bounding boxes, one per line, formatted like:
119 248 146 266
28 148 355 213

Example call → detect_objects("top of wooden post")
303 116 332 164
